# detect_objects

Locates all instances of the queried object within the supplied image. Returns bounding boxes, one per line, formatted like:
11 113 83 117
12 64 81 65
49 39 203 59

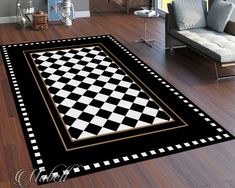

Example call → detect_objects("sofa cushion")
170 28 235 63
173 0 207 30
206 0 235 32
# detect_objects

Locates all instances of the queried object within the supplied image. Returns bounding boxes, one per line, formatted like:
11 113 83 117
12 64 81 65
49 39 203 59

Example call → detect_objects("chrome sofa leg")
165 45 187 50
214 63 219 80
214 63 235 80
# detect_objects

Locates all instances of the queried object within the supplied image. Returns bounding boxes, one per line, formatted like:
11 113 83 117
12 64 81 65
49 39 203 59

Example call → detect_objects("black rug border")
1 35 234 184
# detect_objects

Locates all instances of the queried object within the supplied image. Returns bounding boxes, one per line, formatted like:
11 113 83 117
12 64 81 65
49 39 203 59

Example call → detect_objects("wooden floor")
0 1 235 187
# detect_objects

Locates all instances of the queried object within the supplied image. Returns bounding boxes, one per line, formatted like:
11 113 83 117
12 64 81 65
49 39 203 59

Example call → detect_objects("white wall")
0 0 90 23
0 0 17 17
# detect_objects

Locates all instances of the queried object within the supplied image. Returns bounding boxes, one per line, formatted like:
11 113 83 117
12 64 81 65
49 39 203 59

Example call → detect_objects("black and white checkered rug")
1 35 234 184
32 46 172 141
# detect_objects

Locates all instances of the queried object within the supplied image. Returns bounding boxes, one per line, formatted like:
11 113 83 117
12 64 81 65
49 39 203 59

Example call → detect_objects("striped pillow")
173 0 207 30
206 0 235 32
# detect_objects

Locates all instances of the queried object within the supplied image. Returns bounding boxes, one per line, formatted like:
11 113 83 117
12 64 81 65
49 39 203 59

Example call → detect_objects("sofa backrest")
227 0 235 21
166 0 208 32
209 0 235 21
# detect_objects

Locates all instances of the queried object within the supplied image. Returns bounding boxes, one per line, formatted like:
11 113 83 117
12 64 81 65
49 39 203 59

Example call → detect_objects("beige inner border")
23 43 188 151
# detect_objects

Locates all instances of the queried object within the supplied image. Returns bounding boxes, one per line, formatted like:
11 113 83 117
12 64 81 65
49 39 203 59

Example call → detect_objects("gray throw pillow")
173 0 207 30
206 0 235 32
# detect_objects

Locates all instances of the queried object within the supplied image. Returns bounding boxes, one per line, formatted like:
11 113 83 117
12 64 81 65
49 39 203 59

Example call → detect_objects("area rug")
1 35 234 184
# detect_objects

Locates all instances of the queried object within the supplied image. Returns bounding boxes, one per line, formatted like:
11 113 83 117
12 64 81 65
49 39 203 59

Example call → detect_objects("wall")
33 0 89 12
0 0 16 17
0 0 90 23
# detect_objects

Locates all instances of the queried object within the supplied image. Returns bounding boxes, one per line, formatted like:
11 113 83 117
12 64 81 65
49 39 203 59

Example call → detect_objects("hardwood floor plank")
0 1 234 187
0 182 11 188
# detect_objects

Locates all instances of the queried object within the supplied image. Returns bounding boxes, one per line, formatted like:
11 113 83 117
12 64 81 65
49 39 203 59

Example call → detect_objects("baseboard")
74 11 90 18
0 11 90 24
0 16 16 24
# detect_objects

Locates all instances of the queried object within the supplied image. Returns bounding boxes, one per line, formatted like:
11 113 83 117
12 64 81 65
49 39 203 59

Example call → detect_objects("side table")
134 9 158 47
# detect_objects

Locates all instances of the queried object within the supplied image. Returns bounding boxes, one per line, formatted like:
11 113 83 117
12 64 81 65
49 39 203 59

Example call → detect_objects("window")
153 0 174 16
158 0 173 12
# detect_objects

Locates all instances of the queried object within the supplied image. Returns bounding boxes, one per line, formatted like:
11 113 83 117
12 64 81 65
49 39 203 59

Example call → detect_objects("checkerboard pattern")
31 46 172 141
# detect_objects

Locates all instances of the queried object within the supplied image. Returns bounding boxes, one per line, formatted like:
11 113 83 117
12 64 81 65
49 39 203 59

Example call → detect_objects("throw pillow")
173 0 207 30
206 0 235 32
